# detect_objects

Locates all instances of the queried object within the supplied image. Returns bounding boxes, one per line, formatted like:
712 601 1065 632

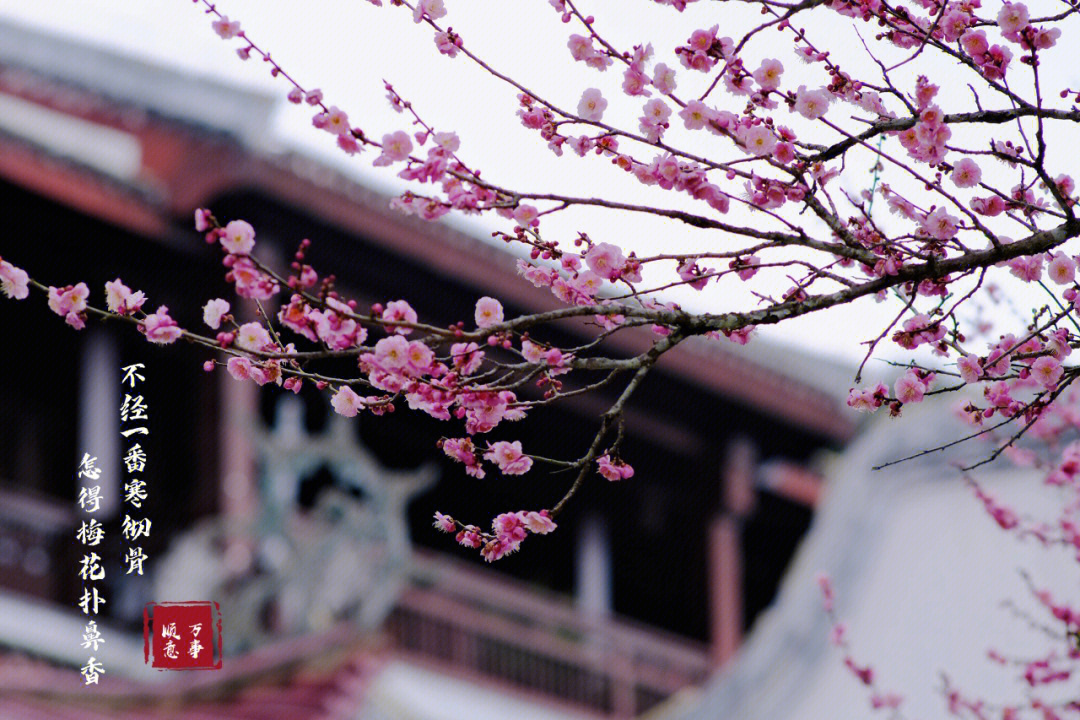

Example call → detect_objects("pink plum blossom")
483 440 533 475
960 29 989 56
249 360 281 387
573 271 604 296
735 255 761 280
230 257 279 299
773 142 796 164
971 195 1006 216
142 306 182 345
434 31 463 57
545 347 569 370
413 0 447 22
845 388 870 412
693 183 730 213
652 63 677 94
951 158 982 188
753 58 783 91
227 356 252 381
794 86 830 119
433 511 456 532
48 283 88 316
567 34 593 61
456 526 483 548
585 242 626 281
331 385 363 417
1031 356 1063 389
622 68 651 96
337 134 360 155
742 125 777 156
443 437 485 478
203 298 230 329
894 370 925 404
997 3 1029 35
451 342 485 374
597 454 634 481
679 100 711 130
871 694 903 710
382 299 418 335
221 220 255 255
724 326 754 345
513 204 539 228
194 208 212 232
374 335 410 370
0 260 29 300
434 131 460 152
48 283 89 328
521 339 545 364
958 354 983 384
847 386 886 412
1006 254 1043 282
522 510 557 534
677 260 709 290
922 207 959 240
104 279 145 315
940 10 971 42
577 88 607 122
236 321 272 351
212 16 241 39
481 538 518 562
475 296 504 328
1030 26 1060 49
689 26 717 52
1047 252 1075 285
406 340 435 373
324 106 350 136
376 131 413 165
493 511 528 544
642 98 671 124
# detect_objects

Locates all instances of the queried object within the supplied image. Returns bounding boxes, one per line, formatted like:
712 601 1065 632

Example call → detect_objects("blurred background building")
651 398 1080 720
0 19 859 719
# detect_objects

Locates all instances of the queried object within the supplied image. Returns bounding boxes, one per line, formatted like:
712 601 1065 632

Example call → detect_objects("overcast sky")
2 0 1075 377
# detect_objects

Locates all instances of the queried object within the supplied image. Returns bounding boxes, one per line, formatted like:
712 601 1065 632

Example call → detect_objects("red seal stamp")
143 601 222 670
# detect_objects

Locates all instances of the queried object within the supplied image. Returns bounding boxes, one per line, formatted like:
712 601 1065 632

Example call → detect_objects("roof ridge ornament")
155 395 436 651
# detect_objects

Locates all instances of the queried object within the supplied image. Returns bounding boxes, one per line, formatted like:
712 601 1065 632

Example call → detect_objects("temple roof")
0 606 378 720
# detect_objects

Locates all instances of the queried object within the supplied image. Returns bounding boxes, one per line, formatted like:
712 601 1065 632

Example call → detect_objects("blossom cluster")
3 207 645 562
433 508 556 562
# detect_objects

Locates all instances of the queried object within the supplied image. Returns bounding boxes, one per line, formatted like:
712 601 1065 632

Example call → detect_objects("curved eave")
0 76 855 444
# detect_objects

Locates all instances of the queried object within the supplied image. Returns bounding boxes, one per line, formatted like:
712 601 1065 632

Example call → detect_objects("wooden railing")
387 550 711 717
0 485 76 601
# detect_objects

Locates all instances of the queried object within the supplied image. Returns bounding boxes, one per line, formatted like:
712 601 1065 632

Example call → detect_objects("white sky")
2 0 1077 379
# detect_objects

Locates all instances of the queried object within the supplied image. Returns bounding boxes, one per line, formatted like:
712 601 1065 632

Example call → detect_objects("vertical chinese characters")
76 451 105 685
119 363 150 578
